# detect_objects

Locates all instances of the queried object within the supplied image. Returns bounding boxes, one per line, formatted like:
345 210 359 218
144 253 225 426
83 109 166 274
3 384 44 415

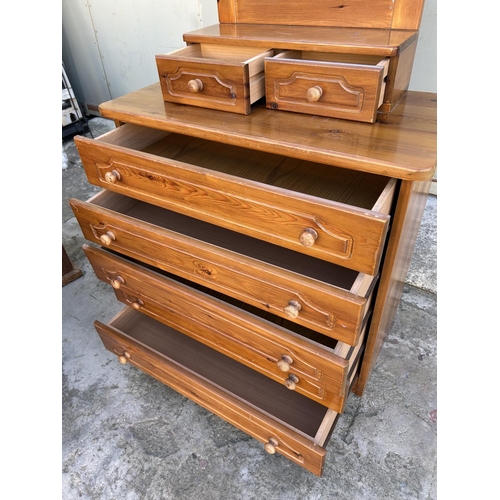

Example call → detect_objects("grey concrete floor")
62 117 437 499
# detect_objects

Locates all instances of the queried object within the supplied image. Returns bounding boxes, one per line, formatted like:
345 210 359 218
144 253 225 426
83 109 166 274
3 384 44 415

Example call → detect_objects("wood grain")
98 84 437 180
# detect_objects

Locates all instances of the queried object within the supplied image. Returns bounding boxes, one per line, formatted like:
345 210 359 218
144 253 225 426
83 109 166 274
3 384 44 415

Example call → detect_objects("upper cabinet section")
217 0 426 30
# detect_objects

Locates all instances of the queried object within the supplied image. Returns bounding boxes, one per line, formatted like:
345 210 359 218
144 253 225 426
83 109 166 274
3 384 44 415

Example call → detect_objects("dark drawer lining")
111 308 329 438
93 191 358 290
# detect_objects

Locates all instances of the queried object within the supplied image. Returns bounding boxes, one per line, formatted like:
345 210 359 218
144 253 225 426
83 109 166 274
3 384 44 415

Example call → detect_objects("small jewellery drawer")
265 51 390 123
156 43 273 114
84 244 367 411
95 307 363 476
70 191 377 345
74 124 395 275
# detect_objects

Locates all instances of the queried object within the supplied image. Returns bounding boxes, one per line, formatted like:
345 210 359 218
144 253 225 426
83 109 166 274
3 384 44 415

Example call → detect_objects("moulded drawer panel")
156 43 273 115
84 244 370 411
70 191 377 345
74 123 395 275
265 51 390 123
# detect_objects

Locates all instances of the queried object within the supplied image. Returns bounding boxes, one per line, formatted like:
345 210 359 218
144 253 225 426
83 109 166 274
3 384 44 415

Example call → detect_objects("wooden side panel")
391 0 426 30
217 0 395 28
355 180 431 395
380 38 419 115
95 315 329 476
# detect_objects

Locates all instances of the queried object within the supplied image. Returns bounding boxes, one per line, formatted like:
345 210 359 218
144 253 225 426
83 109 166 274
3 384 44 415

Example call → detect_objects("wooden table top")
99 83 437 181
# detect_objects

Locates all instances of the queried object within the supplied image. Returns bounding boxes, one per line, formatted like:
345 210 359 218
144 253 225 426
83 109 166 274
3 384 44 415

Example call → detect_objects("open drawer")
84 244 367 411
156 43 273 114
95 306 363 476
74 123 396 275
70 191 377 345
265 51 390 122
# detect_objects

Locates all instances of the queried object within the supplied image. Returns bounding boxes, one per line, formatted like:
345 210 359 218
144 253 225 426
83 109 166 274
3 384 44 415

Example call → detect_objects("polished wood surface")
156 44 272 114
75 124 395 274
71 191 372 345
99 84 436 180
216 0 424 30
265 51 388 122
84 244 356 411
183 24 418 55
355 178 432 395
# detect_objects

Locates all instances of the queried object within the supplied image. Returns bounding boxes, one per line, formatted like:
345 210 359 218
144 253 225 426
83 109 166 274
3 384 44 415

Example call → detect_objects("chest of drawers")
69 84 436 476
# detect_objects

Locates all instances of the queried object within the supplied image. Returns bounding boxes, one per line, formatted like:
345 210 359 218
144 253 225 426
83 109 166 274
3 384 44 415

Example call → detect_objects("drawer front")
95 308 333 476
265 55 389 123
84 244 351 410
75 126 393 275
70 194 368 345
156 45 272 114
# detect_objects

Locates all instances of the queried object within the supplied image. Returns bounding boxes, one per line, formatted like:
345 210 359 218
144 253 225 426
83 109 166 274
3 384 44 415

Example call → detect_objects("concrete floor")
62 117 437 500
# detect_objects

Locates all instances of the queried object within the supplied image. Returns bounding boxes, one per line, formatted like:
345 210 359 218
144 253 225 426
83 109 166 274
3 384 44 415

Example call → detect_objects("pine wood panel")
84 244 356 410
265 52 388 122
75 125 394 275
354 179 432 395
217 0 395 28
156 44 272 114
70 191 373 345
183 24 418 56
98 85 437 180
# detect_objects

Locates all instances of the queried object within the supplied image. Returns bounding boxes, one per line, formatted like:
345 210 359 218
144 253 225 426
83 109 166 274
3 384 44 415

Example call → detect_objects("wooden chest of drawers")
156 0 425 120
70 85 436 476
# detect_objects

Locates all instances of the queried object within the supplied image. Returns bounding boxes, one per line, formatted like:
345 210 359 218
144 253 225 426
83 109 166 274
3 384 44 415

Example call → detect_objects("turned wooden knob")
299 228 318 247
276 354 294 372
99 231 116 246
284 374 300 390
104 170 121 184
131 299 144 310
187 79 203 93
264 437 279 454
118 351 131 364
284 300 302 319
111 276 125 289
307 85 323 102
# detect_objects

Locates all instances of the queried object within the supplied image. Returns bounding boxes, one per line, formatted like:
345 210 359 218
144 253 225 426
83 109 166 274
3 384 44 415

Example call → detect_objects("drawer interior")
96 124 394 214
106 248 342 352
274 50 390 75
91 190 361 292
109 307 332 439
166 43 272 69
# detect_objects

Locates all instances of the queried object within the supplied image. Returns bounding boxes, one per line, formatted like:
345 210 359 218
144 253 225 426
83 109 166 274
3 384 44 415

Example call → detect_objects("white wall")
62 0 437 113
409 0 437 93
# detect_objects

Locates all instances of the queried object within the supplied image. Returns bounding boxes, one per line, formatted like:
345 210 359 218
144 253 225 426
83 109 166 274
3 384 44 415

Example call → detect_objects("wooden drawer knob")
264 437 279 454
104 170 121 184
111 276 125 289
284 374 300 390
99 231 116 246
307 85 323 102
284 300 301 319
276 354 294 372
299 228 318 247
187 79 204 93
131 299 144 310
118 351 131 364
